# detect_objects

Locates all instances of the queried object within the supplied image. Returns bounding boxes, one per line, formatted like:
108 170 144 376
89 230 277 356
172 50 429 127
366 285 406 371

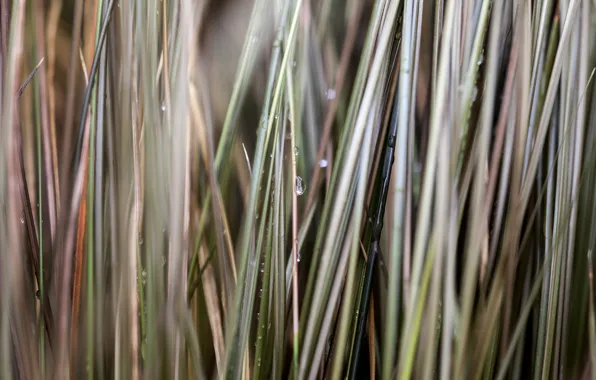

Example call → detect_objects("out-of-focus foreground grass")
1 0 596 379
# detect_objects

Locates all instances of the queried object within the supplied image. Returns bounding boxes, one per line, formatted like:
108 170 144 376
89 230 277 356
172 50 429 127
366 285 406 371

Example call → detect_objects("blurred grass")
2 0 596 379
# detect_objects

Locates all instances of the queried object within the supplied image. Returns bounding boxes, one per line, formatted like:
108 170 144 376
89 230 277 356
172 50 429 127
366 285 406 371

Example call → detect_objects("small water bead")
472 86 478 102
20 214 25 224
297 252 301 262
295 176 305 195
294 146 300 156
260 262 265 273
478 52 484 65
319 159 328 168
161 103 166 112
326 88 336 100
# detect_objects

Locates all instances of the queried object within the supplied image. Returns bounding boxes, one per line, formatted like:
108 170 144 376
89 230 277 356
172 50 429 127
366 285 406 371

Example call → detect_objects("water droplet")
161 103 166 111
319 159 328 168
142 270 147 278
294 146 300 156
297 252 301 262
275 114 279 120
20 214 24 224
260 262 265 273
472 86 478 102
326 88 336 100
477 53 484 65
296 176 305 195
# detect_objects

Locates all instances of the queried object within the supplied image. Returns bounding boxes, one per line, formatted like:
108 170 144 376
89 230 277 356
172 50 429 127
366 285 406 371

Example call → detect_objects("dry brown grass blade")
70 153 88 371
45 0 62 215
54 50 91 379
60 0 90 198
188 83 226 371
31 0 58 245
69 47 91 375
83 0 99 65
190 77 237 286
199 240 225 371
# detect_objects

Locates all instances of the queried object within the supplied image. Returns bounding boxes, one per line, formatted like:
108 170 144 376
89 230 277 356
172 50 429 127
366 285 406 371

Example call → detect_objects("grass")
2 0 596 378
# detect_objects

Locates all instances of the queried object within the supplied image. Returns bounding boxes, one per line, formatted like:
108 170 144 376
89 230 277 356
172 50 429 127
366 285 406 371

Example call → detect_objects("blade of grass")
287 51 301 377
588 251 596 379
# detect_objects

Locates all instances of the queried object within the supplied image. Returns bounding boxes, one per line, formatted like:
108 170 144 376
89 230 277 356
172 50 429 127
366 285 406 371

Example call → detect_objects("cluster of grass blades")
2 0 596 378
